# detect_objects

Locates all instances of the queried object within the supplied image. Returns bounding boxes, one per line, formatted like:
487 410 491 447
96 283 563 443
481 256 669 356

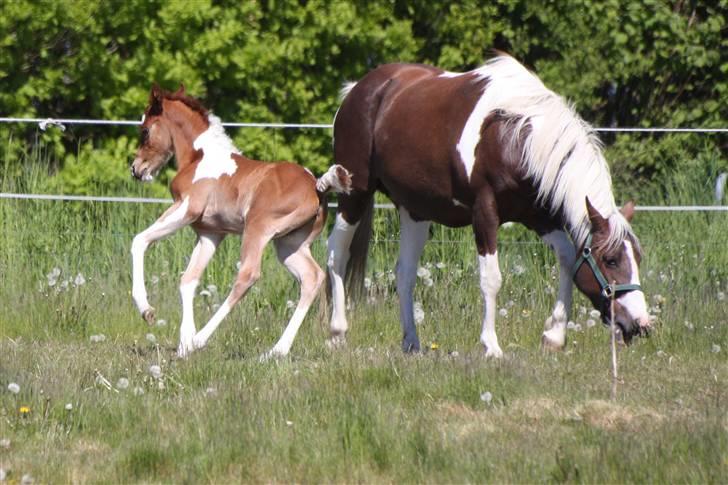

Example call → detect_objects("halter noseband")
572 233 642 299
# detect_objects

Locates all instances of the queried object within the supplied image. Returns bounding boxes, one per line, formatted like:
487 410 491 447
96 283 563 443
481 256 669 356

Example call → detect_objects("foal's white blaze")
192 115 240 183
617 240 649 326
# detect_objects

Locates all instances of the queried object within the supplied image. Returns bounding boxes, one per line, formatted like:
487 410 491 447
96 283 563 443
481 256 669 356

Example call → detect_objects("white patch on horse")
478 252 503 358
616 240 649 324
455 55 632 250
192 115 241 183
327 214 360 338
452 198 469 209
439 71 462 78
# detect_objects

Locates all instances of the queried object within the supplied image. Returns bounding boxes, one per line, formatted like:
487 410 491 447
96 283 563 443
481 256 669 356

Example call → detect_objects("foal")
130 85 351 358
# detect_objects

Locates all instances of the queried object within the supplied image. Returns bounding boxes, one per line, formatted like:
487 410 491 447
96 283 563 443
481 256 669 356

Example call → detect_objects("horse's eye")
605 258 618 268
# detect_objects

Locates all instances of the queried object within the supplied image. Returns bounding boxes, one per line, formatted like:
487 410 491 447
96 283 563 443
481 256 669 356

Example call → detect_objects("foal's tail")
316 165 353 195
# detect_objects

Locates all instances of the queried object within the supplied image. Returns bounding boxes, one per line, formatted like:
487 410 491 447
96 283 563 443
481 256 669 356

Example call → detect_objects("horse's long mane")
472 55 634 251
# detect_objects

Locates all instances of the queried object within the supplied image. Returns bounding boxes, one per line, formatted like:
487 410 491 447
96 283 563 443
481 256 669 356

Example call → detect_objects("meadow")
1 151 726 483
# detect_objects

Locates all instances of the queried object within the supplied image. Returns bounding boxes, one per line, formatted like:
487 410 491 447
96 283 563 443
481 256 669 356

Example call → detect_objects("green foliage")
0 0 725 195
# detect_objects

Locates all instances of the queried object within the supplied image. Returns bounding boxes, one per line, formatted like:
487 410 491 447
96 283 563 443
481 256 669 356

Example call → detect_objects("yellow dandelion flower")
19 406 31 414
430 342 439 350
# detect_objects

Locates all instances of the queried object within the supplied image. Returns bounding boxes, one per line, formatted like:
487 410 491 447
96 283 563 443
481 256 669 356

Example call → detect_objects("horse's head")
573 198 651 343
131 84 183 181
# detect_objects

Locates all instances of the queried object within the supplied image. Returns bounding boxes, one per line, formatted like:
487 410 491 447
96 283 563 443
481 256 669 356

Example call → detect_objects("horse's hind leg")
193 231 269 351
540 230 576 350
177 232 224 358
264 231 326 359
326 191 373 346
396 207 431 352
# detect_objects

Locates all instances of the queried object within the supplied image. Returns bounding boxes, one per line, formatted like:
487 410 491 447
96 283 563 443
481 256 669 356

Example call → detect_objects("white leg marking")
396 208 430 352
541 231 576 349
617 240 649 327
326 213 359 340
177 233 222 358
193 300 233 349
131 197 191 316
479 252 503 358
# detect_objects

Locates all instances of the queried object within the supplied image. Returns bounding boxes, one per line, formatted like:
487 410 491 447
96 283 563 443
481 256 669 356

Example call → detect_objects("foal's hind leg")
177 232 224 358
192 232 269 351
263 234 326 359
396 207 431 352
540 230 576 350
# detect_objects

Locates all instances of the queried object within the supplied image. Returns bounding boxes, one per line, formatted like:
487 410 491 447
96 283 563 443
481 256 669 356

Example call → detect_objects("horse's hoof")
484 347 504 359
401 340 421 353
325 334 347 349
541 332 565 352
142 308 156 326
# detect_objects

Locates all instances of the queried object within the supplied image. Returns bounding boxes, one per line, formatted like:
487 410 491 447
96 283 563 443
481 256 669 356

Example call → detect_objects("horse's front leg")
131 197 195 324
396 207 431 353
473 191 503 358
177 232 224 358
540 230 576 350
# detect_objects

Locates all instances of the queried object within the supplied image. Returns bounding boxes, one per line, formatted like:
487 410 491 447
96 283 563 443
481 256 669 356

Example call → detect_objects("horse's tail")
344 195 374 302
316 165 352 195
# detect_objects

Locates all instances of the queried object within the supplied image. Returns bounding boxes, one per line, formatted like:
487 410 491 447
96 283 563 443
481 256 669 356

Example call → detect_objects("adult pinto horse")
130 85 351 358
327 54 651 357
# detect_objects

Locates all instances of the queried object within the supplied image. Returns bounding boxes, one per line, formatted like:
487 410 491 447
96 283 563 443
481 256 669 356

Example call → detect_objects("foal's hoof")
141 308 156 326
325 334 347 349
484 347 504 359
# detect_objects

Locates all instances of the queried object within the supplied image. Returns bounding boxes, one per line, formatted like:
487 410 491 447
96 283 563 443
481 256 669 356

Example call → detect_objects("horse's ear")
175 83 186 96
586 197 609 234
620 200 636 222
148 83 164 115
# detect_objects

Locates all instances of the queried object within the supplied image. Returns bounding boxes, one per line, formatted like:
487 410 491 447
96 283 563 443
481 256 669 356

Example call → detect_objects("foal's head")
573 198 651 343
131 84 207 181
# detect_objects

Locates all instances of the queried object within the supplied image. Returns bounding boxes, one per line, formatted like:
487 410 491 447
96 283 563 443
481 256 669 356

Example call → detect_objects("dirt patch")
575 399 665 431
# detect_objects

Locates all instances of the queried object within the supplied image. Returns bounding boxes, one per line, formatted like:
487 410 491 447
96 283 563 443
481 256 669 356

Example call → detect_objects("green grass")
1 155 727 483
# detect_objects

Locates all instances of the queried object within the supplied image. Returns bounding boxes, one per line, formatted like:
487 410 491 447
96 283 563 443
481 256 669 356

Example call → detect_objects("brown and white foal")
130 85 351 358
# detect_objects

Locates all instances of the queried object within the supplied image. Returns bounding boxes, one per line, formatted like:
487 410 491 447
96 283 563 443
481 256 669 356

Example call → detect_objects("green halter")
572 233 642 298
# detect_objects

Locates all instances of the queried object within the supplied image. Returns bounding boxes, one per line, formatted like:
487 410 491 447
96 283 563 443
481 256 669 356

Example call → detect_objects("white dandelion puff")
145 333 157 344
717 291 725 301
364 277 372 289
589 309 601 319
586 318 597 328
65 403 73 411
149 365 162 379
74 273 86 286
413 302 425 325
7 383 20 394
199 289 211 298
116 378 130 390
0 438 10 449
498 308 508 317
480 391 493 404
286 300 295 309
512 264 526 276
423 277 433 287
206 284 218 295
156 319 167 327
711 344 721 354
416 267 431 279
89 334 106 343
435 262 446 269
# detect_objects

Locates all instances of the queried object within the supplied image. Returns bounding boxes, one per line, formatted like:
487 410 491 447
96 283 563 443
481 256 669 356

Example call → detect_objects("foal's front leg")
540 230 576 350
131 197 194 324
177 232 223 358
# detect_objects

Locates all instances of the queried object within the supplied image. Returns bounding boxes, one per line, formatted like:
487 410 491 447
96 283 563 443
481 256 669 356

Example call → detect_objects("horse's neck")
167 116 205 172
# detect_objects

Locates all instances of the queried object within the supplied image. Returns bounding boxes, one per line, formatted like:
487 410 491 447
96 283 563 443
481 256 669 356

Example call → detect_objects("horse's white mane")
472 55 633 250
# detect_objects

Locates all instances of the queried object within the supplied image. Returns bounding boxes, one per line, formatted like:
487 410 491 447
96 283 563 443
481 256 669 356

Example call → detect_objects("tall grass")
1 148 726 483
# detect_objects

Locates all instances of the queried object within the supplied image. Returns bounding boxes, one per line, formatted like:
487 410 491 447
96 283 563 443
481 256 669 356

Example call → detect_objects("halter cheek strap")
572 233 642 298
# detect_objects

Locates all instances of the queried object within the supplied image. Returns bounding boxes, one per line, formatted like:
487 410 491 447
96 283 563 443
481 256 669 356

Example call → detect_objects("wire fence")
1 116 726 211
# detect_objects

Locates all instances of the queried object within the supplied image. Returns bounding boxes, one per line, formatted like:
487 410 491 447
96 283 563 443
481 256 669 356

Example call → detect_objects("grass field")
1 155 727 483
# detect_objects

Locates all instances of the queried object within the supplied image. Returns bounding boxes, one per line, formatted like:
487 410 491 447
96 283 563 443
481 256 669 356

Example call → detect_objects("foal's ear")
586 197 609 234
148 83 164 115
620 200 636 222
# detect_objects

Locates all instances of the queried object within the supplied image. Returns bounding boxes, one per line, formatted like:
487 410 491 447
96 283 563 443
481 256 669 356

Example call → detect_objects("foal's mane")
473 55 635 251
159 89 210 119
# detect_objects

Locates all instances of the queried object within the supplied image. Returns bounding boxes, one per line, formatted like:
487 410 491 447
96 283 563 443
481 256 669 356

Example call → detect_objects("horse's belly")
388 189 472 227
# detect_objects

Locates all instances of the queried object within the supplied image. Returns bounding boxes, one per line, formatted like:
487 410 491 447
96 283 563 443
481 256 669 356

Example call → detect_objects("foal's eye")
140 128 149 144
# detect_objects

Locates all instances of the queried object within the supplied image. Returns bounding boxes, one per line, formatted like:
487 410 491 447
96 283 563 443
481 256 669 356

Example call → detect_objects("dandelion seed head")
0 467 6 482
89 334 106 343
416 267 431 279
7 383 20 394
206 284 217 294
199 289 211 298
717 291 725 301
586 318 597 328
74 273 86 286
711 344 721 354
435 262 446 269
286 420 293 427
423 277 433 287
480 391 493 404
116 378 130 390
286 300 295 309
413 302 425 325
21 473 34 485
498 308 508 317
589 309 601 319
0 438 9 449
145 333 157 344
151 275 160 285
363 277 372 289
65 403 73 411
512 264 526 276
156 319 167 327
149 365 162 379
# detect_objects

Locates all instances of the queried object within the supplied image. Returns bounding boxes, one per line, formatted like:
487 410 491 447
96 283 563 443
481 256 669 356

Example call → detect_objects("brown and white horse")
327 54 651 357
130 85 351 359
